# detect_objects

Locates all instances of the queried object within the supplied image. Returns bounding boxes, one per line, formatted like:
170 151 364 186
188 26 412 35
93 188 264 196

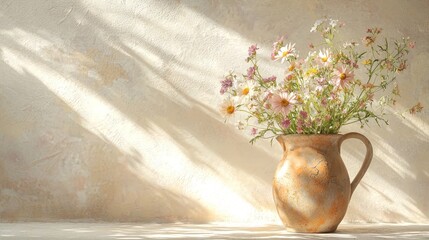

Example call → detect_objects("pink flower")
299 111 308 119
363 36 375 46
220 76 233 94
297 119 304 127
248 44 259 56
408 41 416 49
270 92 297 115
263 75 277 83
397 60 407 72
250 128 258 135
247 66 256 79
296 119 305 134
271 36 285 60
284 72 295 81
281 119 291 129
332 66 354 88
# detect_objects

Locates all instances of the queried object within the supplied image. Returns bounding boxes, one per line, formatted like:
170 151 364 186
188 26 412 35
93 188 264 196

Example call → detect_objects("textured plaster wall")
0 0 428 223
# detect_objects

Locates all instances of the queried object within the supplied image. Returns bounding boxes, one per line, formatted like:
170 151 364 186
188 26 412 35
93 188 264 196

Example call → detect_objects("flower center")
282 51 289 57
340 73 347 80
321 57 328 62
242 87 250 95
306 68 318 76
280 99 290 107
226 106 235 114
288 65 295 71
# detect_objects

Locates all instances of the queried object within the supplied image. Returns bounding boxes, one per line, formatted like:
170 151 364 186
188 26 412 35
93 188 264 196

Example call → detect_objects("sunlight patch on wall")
1 43 274 221
1 47 25 75
401 114 429 139
374 141 416 180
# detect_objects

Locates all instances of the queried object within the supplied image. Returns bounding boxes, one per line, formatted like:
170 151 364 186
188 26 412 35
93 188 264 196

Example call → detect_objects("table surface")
0 222 428 239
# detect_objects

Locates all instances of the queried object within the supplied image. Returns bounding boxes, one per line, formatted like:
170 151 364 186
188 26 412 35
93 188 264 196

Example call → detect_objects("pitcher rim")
276 133 345 143
276 133 344 138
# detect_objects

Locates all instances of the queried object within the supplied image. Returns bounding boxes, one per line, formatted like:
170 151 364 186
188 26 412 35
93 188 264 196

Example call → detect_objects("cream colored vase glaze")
273 133 373 233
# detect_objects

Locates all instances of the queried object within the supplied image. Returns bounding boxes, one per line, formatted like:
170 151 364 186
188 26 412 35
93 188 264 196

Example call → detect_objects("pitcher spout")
276 135 286 152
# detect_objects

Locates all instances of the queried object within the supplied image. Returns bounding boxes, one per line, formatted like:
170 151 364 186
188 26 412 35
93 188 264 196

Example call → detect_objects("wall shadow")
0 57 210 222
0 0 279 222
340 112 429 222
0 0 428 223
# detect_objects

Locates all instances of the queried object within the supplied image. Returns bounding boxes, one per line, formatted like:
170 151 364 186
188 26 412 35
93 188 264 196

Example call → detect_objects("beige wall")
0 0 428 223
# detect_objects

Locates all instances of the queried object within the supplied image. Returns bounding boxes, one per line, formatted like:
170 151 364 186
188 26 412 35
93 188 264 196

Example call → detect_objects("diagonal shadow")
0 0 427 224
0 54 211 222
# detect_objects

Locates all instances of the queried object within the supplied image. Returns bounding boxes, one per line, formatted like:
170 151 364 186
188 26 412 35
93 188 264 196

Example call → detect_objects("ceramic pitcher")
273 132 373 233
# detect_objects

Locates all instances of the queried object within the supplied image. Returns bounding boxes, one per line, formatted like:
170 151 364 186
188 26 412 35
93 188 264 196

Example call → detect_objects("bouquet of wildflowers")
219 18 421 144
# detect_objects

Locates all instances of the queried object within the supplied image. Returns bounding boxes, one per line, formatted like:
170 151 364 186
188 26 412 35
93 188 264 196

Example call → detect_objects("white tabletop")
0 222 428 239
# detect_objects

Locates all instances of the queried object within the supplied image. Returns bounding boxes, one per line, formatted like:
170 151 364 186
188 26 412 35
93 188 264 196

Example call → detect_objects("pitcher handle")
338 132 373 197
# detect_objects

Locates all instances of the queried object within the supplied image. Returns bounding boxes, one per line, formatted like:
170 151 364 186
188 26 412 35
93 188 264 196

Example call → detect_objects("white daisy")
219 98 237 118
318 49 332 66
237 81 256 99
275 43 297 63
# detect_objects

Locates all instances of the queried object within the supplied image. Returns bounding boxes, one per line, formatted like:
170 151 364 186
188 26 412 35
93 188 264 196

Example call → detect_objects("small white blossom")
275 43 297 63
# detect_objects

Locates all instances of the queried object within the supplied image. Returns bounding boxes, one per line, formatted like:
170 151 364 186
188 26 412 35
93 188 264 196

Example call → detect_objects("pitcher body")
273 133 372 232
